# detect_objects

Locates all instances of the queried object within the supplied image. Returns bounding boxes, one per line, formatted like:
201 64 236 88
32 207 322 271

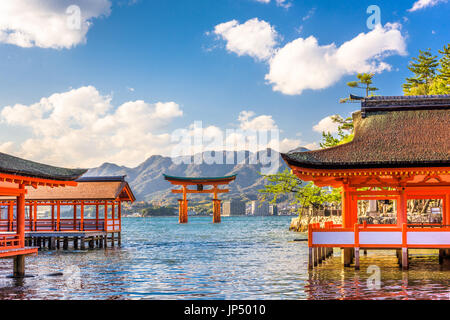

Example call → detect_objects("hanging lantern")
197 184 203 191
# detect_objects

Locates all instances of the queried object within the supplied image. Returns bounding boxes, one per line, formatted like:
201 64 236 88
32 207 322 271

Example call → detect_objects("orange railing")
309 222 450 249
0 234 21 250
0 219 118 232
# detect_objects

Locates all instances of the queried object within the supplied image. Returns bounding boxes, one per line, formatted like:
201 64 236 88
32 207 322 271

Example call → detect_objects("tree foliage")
403 46 450 95
259 169 341 217
340 73 378 103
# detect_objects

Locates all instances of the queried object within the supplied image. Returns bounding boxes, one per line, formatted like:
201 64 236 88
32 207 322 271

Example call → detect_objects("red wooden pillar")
444 193 450 226
73 204 77 230
341 184 353 228
118 201 122 232
80 201 84 231
95 204 99 230
33 201 37 231
212 199 221 223
51 203 55 229
17 185 25 247
397 188 407 227
56 201 61 231
28 203 33 231
112 202 115 224
104 201 108 231
8 200 14 232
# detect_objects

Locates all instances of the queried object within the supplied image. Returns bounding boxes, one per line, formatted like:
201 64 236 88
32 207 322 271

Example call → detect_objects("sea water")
0 216 448 300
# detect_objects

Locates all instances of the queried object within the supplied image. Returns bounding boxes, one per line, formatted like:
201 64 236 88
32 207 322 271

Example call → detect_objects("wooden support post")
13 255 25 277
73 204 77 230
95 204 99 230
104 201 108 232
439 249 445 264
56 201 61 231
49 237 56 250
51 204 55 230
73 237 78 249
89 237 95 249
397 188 407 227
314 247 319 266
118 201 122 233
8 201 14 232
354 223 360 270
80 237 85 250
354 247 360 270
342 248 352 267
402 223 408 270
17 186 25 247
212 199 221 223
118 232 121 246
111 233 115 247
80 201 84 231
104 235 108 248
33 201 37 231
99 236 104 248
63 237 68 250
308 247 314 269
56 237 60 249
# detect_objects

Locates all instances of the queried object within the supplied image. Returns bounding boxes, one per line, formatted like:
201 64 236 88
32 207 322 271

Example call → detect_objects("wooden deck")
0 247 37 259
308 222 450 270
24 230 121 250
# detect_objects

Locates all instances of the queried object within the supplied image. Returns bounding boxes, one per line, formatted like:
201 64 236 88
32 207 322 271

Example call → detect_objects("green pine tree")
403 49 439 95
437 44 450 82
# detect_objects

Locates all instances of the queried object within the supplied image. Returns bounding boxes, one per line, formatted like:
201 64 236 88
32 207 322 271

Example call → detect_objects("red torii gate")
163 174 236 223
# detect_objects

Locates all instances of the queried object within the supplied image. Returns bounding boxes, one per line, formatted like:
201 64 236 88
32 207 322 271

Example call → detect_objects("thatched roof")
21 176 135 201
0 152 86 181
282 95 450 169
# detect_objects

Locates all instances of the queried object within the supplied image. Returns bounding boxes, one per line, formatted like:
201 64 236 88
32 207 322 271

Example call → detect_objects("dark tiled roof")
163 174 237 183
361 95 450 117
22 179 135 201
76 176 126 182
0 152 87 181
283 96 450 169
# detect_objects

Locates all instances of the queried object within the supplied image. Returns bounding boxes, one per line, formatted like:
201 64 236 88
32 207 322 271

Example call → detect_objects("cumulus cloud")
313 116 340 134
266 23 407 95
408 0 448 12
0 86 182 167
0 0 111 49
213 19 407 95
213 18 279 61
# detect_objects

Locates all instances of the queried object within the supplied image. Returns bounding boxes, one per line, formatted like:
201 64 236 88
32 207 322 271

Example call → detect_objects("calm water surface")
0 216 448 299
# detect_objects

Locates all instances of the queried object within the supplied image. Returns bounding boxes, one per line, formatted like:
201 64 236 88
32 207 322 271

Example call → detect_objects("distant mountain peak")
287 146 310 154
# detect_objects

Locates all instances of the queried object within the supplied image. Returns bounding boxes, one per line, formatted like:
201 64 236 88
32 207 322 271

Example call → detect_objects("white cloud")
0 0 111 49
214 19 406 95
266 23 407 95
254 0 291 8
408 0 448 12
213 18 279 61
0 86 182 167
313 116 340 134
238 111 277 131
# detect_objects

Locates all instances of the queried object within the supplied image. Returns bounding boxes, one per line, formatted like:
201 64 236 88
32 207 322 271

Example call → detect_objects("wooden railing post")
402 223 408 270
354 223 360 270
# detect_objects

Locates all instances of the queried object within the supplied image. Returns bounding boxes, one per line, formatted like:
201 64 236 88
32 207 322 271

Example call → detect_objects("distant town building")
222 200 246 216
251 201 270 216
269 204 278 216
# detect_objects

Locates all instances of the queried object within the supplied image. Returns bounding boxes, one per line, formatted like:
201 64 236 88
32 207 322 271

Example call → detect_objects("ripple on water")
0 216 448 299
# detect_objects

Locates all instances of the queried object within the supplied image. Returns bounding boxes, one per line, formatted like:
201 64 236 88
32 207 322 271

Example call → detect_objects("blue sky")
0 0 448 168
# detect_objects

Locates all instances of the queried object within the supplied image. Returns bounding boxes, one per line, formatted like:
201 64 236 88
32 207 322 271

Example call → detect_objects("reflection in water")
0 217 448 299
305 250 449 300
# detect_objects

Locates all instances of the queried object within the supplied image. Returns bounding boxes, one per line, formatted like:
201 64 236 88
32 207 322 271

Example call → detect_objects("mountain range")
85 148 308 204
